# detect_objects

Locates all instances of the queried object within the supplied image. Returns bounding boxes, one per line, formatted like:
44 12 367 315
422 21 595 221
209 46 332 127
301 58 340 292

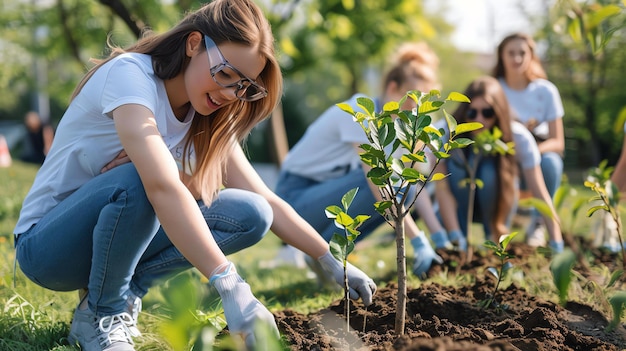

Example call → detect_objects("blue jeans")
275 168 393 242
15 163 271 316
445 154 499 239
540 152 563 199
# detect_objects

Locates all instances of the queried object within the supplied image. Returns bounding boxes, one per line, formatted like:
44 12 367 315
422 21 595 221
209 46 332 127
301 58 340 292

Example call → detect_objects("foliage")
480 232 518 310
454 126 515 245
325 187 370 329
543 0 626 166
607 291 626 332
337 89 473 334
0 161 624 349
550 248 577 306
584 160 625 267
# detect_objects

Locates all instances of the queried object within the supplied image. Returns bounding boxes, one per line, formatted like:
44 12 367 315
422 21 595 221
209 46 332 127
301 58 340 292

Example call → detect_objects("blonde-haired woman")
13 1 375 349
275 42 458 279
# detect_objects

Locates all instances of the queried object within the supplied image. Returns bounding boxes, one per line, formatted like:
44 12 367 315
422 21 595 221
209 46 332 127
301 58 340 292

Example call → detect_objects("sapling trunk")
394 215 407 335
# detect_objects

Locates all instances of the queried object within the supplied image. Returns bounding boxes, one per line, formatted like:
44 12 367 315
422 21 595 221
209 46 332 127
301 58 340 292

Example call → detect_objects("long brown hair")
492 32 547 81
71 0 282 203
453 76 517 236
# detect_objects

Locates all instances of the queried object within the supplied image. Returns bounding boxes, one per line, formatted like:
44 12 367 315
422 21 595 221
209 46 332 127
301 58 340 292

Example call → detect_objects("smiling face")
183 32 266 116
501 38 532 78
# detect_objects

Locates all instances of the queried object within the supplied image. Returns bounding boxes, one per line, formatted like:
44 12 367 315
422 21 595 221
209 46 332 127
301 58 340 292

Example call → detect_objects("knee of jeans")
246 193 273 240
114 166 156 222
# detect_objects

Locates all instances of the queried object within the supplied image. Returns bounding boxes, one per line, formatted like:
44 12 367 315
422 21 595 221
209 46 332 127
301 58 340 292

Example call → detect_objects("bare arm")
223 144 329 258
42 125 54 156
113 104 228 278
537 118 564 155
522 166 563 243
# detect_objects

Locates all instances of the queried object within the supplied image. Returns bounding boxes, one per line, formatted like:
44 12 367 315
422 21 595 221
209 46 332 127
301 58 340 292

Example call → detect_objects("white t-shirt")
280 94 374 182
499 78 564 141
15 53 195 234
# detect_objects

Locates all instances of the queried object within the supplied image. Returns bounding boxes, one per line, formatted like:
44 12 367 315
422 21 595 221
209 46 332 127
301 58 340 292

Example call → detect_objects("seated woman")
433 76 564 252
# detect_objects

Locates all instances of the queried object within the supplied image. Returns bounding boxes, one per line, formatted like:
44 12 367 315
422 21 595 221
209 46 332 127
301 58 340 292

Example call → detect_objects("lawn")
0 160 624 350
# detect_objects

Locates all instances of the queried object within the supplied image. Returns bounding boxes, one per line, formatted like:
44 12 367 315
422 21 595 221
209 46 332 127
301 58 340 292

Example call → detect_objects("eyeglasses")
203 35 268 102
466 107 495 120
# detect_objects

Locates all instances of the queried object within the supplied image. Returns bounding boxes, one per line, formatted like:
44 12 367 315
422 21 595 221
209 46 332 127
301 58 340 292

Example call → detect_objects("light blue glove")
317 251 377 306
212 262 279 349
410 234 443 279
448 229 468 252
430 230 453 250
549 240 564 254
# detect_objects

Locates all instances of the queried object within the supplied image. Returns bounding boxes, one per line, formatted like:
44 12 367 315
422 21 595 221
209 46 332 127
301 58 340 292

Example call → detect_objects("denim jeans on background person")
445 154 499 240
539 152 563 200
15 163 271 316
275 167 404 242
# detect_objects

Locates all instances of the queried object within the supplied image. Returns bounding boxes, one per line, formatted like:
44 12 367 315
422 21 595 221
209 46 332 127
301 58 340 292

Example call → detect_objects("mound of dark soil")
275 243 626 351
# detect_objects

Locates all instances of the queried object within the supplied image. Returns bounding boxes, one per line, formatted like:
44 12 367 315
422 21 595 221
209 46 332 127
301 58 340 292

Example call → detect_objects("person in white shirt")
13 1 375 350
434 76 564 253
275 42 463 279
493 33 565 248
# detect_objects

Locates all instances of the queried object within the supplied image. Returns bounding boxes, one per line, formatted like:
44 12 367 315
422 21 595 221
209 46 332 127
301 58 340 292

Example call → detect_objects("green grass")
0 161 622 350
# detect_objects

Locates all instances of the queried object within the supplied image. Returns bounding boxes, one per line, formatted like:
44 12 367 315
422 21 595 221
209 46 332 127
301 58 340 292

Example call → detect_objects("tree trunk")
394 218 406 335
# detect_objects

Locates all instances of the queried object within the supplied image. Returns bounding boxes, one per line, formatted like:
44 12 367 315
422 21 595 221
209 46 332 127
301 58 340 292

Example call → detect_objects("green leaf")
336 212 354 227
357 97 375 115
607 269 624 289
518 197 554 219
455 122 483 135
430 172 448 181
499 232 518 250
325 205 342 219
445 91 470 103
341 187 359 211
336 102 355 115
330 234 348 261
586 205 608 217
443 110 458 134
550 249 576 305
374 200 392 214
383 100 400 112
475 178 484 189
607 291 626 332
483 240 499 250
401 167 424 181
391 158 405 175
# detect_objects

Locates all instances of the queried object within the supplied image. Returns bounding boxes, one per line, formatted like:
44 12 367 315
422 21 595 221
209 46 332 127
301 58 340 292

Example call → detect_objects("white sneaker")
526 218 547 247
125 293 142 337
68 306 136 351
77 290 142 338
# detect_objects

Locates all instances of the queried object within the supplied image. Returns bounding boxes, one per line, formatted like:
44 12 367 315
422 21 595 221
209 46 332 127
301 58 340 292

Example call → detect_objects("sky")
425 0 550 54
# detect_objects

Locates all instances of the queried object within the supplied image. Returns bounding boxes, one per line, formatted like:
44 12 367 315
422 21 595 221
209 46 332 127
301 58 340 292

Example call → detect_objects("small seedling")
549 248 577 306
584 160 625 269
325 187 370 330
456 126 514 261
480 232 518 310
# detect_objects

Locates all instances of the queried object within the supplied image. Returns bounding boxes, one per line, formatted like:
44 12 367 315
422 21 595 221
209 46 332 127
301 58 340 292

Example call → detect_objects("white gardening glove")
317 251 377 306
211 262 279 349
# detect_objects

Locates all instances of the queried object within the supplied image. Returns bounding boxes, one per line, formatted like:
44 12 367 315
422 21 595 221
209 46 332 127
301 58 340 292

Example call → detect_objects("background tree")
540 0 626 168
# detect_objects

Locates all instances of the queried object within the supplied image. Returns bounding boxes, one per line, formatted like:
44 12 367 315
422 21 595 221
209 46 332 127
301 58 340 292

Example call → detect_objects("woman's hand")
101 150 131 173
